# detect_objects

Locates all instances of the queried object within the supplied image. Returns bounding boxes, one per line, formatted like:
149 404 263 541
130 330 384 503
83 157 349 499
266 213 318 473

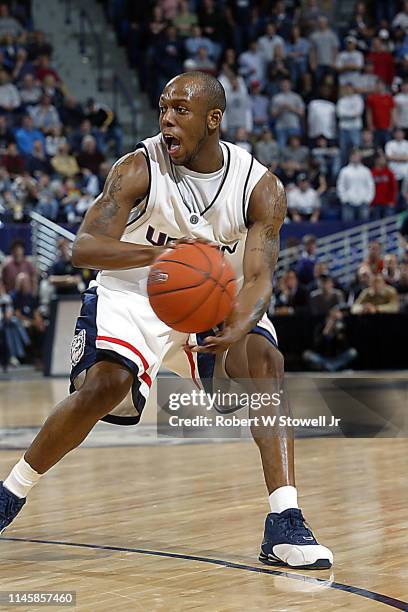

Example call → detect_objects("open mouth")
163 134 181 155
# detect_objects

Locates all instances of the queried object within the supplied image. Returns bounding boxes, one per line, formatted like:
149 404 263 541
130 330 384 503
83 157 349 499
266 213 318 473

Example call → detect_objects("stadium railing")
30 211 401 285
277 215 401 285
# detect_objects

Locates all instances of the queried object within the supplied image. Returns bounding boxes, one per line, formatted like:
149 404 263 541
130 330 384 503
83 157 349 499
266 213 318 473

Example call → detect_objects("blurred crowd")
104 0 408 222
0 0 122 225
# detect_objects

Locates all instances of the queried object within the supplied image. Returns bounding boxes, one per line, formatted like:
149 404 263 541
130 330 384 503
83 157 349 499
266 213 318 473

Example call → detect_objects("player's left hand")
185 327 243 354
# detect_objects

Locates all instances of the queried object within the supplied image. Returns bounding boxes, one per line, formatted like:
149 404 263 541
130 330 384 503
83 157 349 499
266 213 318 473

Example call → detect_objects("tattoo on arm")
86 153 133 234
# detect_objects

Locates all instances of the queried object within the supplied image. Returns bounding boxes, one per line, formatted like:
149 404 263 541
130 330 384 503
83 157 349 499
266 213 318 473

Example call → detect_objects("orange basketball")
147 242 237 333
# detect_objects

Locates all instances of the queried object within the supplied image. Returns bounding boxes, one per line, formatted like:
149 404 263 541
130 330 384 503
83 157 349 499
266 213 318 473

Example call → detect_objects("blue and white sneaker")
0 482 26 534
259 508 333 569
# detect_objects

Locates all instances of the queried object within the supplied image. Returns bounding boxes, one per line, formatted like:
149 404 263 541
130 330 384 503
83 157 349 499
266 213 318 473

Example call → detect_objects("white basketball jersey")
97 133 267 294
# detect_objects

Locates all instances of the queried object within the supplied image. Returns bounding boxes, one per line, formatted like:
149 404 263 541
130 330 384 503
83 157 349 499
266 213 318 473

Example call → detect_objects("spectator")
336 83 364 165
59 96 85 132
238 40 264 88
395 261 408 312
221 76 252 141
154 25 184 99
25 139 53 176
295 234 318 286
45 124 66 157
385 128 408 190
307 85 337 144
336 149 375 222
281 135 309 169
392 0 408 32
27 31 53 62
0 68 20 113
310 274 345 316
356 62 378 95
254 128 280 166
265 44 290 96
193 46 216 74
257 22 285 65
0 278 29 367
249 81 269 134
382 253 400 286
336 36 364 87
47 238 84 296
185 25 214 61
274 269 310 315
19 72 42 107
14 114 45 156
0 114 14 151
51 142 79 178
1 141 24 176
29 94 61 134
303 308 357 372
309 16 339 82
172 0 198 38
69 118 101 155
370 153 398 219
0 3 23 38
198 0 223 43
307 261 330 292
348 264 372 303
393 80 408 132
311 135 341 182
351 274 399 313
359 129 377 168
366 79 395 148
286 25 310 88
75 135 105 175
35 54 61 83
1 239 37 293
11 272 45 367
85 97 123 157
364 241 384 274
367 37 395 86
234 127 252 154
287 173 320 222
270 78 304 147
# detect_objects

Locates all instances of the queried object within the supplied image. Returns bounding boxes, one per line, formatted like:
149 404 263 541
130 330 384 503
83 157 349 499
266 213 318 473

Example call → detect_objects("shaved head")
165 71 226 113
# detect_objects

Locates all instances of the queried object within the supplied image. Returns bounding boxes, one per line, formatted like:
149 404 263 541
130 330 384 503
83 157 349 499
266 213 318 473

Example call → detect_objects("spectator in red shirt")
366 80 395 148
370 153 397 220
367 37 395 86
35 54 61 84
1 240 38 294
1 142 25 177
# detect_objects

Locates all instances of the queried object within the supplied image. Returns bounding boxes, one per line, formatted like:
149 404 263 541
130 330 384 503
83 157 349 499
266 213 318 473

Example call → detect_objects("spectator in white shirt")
221 76 253 141
238 40 265 88
0 69 20 113
257 22 285 65
337 149 375 222
336 36 364 87
393 81 408 132
385 128 408 182
392 0 408 32
336 83 364 164
287 173 321 222
307 85 337 144
270 78 304 147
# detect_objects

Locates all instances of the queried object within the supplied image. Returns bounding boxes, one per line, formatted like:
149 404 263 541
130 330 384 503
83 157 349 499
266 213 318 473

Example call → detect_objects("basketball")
147 242 237 333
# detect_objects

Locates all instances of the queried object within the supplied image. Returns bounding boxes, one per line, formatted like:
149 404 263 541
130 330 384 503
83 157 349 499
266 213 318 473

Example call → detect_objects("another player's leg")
225 334 333 569
0 360 133 533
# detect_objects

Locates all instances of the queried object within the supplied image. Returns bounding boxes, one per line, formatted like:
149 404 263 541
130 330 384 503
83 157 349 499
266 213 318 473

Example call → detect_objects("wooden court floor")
0 377 407 612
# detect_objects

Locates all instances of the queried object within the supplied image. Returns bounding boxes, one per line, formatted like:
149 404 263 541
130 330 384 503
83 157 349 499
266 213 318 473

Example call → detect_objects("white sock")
269 485 298 514
3 457 42 499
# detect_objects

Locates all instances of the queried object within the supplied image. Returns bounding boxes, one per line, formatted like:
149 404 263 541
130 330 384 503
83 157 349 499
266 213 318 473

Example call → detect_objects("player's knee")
76 370 132 418
248 344 285 381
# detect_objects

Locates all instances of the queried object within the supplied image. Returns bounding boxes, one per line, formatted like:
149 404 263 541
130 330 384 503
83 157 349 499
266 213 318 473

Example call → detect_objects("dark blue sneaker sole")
259 550 332 570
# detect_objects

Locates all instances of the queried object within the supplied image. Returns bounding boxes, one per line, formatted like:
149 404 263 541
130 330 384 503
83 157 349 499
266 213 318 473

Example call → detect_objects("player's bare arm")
72 152 164 270
191 171 286 353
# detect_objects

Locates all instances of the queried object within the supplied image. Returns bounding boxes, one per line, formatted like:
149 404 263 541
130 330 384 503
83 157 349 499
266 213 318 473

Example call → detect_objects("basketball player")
0 72 332 569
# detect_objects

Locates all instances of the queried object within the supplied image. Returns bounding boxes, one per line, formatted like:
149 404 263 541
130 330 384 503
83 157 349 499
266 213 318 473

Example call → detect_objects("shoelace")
277 510 314 540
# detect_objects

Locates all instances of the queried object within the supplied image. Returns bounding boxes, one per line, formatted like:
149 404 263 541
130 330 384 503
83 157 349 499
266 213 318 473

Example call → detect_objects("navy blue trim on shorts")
69 287 146 426
249 325 278 348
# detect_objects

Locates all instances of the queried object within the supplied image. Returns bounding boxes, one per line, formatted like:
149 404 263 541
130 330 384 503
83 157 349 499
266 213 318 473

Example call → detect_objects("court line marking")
1 536 407 610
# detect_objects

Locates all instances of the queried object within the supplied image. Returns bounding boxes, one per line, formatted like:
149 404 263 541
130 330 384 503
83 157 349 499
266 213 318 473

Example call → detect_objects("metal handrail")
112 74 138 144
78 7 104 91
